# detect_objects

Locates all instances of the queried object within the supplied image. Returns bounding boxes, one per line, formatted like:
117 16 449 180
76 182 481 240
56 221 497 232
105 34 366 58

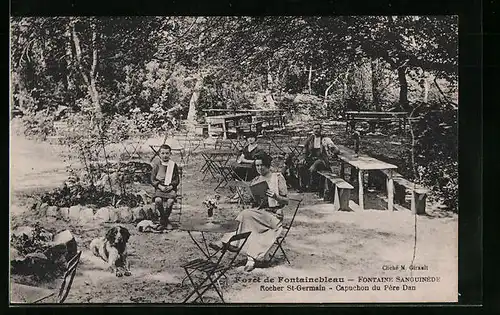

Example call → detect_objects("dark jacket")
303 134 340 167
150 158 180 191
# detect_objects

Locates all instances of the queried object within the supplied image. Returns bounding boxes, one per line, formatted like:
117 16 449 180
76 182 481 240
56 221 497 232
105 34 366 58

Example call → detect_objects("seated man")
150 144 180 230
298 122 340 192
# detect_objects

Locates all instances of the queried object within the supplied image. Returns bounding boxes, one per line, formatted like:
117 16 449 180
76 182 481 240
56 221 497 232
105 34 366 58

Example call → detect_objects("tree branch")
90 21 98 80
71 19 90 87
433 76 458 108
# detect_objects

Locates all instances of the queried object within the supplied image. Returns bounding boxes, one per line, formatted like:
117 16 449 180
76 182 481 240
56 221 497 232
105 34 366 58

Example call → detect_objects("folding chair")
181 231 251 303
169 165 183 224
10 251 82 304
265 197 303 265
227 180 252 205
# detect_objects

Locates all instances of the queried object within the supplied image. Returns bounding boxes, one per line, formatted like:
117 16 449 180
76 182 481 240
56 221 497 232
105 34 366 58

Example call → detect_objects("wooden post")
410 191 416 214
358 169 364 210
207 119 212 138
340 163 345 179
387 170 394 211
338 188 351 211
333 185 341 211
414 190 427 215
222 119 228 140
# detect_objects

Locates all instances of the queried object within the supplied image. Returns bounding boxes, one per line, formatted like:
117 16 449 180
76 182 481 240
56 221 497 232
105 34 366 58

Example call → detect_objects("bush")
19 110 55 141
414 109 458 212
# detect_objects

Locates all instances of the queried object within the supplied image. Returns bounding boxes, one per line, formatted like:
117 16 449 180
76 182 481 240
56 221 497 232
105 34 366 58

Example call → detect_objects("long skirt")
221 208 283 261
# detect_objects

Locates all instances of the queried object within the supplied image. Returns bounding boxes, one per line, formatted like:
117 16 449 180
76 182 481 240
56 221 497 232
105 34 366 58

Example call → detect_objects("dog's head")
106 226 130 247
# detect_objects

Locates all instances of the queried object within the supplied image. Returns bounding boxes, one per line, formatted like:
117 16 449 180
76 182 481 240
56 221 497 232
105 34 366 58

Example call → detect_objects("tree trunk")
186 29 206 132
187 74 203 124
267 60 274 91
371 58 382 111
397 66 410 111
422 77 429 104
342 68 350 109
90 22 101 118
307 65 313 94
65 20 74 92
323 79 337 106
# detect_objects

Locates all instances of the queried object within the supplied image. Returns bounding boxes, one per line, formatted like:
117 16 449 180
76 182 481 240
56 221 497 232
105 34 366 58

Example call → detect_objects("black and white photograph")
10 16 459 304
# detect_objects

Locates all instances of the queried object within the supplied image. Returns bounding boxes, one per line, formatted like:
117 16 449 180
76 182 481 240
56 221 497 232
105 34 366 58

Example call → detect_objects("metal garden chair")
181 231 251 303
10 251 82 304
264 197 303 265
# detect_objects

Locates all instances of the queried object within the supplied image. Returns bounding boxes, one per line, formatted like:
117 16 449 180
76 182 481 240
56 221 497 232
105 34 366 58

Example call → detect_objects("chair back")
215 231 252 271
215 139 233 150
281 197 303 238
56 251 82 303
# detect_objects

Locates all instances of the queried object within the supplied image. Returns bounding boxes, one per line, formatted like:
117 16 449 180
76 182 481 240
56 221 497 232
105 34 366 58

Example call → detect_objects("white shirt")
313 136 321 149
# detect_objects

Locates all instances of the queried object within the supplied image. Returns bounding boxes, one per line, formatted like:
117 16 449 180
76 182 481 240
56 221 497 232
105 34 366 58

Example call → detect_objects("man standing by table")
298 122 340 192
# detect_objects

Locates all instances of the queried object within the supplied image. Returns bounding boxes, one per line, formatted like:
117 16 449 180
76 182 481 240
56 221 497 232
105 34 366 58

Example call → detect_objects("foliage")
414 109 458 212
11 16 459 213
11 223 53 256
18 109 55 140
39 182 143 208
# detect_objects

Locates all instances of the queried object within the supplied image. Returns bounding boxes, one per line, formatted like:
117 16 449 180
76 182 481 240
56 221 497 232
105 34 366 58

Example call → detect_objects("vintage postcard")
10 16 458 304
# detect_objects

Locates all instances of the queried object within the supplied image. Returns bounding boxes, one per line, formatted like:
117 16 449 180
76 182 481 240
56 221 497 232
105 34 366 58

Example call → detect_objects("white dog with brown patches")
90 226 131 277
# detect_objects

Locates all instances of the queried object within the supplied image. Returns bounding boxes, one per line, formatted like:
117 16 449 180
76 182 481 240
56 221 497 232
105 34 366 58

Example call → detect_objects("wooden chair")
10 251 82 304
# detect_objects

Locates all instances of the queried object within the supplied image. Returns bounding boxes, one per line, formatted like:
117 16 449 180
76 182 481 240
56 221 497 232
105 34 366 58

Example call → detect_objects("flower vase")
207 208 214 225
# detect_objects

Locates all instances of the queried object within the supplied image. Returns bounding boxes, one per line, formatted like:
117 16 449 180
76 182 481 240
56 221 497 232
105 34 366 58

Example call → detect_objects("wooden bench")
317 171 354 211
345 111 408 133
381 170 429 214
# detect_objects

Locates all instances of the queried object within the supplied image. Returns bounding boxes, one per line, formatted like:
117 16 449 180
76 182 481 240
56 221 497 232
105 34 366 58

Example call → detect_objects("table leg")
222 121 228 140
358 169 364 210
340 163 345 179
386 170 394 211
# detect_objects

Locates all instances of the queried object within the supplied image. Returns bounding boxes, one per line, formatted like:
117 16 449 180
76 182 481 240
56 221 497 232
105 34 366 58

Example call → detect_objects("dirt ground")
9 126 458 303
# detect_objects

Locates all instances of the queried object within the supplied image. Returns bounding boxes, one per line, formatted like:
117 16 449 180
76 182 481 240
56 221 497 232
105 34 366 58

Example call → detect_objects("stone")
94 207 111 223
25 252 49 264
117 207 133 223
45 230 77 263
38 203 49 216
38 229 54 242
69 205 82 221
143 204 157 220
47 217 57 223
131 207 146 222
10 247 21 261
136 190 151 205
46 206 59 218
59 207 70 221
12 226 35 239
108 208 120 223
79 208 94 224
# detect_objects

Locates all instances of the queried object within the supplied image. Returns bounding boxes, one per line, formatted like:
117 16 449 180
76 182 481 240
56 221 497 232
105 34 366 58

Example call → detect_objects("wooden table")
205 113 253 139
337 149 398 211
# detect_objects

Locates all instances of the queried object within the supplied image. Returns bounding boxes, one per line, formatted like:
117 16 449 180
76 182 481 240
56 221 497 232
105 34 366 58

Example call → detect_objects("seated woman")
150 144 180 230
232 131 263 181
211 151 288 272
